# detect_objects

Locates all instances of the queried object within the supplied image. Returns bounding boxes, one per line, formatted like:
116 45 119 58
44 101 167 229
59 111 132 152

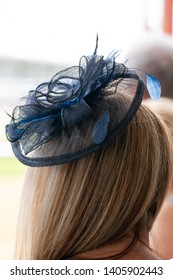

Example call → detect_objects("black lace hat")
5 37 161 167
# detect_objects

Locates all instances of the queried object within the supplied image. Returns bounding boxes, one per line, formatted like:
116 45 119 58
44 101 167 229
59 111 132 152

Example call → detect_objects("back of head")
126 34 173 99
6 40 172 259
15 95 172 259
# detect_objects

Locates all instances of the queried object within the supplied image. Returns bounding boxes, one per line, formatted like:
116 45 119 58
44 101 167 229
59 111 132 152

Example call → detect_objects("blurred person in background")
6 41 173 260
144 97 173 259
126 33 173 99
126 33 173 259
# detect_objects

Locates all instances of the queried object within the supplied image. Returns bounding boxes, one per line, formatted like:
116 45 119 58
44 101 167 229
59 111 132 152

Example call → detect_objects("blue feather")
92 111 110 144
146 73 161 101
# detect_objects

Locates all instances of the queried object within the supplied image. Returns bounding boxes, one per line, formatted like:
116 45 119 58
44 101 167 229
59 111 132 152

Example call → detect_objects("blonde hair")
15 98 172 259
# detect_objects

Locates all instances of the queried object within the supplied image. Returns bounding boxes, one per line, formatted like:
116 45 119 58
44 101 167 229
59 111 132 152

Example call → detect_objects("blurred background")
0 0 172 259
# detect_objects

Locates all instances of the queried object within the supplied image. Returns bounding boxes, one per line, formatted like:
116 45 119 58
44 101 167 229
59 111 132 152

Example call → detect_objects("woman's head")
6 42 172 259
15 96 172 259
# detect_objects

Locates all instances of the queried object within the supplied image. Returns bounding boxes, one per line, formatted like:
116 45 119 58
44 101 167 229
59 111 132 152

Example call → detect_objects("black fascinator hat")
5 36 161 167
